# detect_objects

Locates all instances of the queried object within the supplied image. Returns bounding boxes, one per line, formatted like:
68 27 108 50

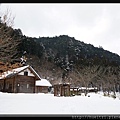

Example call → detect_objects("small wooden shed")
54 83 71 96
0 65 41 93
35 79 52 93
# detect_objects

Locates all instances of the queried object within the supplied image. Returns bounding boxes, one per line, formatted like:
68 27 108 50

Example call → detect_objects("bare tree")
75 65 105 95
92 66 108 92
102 66 119 96
0 6 15 27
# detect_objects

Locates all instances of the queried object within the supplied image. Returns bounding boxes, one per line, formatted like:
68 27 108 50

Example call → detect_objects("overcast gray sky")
1 3 120 56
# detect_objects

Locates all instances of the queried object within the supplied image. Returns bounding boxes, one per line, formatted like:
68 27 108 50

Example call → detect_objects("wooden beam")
13 77 15 93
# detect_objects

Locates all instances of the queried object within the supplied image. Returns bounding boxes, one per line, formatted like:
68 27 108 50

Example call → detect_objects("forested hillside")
0 21 120 93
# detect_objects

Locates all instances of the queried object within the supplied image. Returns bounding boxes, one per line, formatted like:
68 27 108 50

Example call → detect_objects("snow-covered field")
0 92 120 116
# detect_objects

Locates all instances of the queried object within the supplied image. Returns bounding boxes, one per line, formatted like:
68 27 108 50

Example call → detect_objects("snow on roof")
0 65 28 79
36 79 52 86
0 65 41 80
29 65 41 79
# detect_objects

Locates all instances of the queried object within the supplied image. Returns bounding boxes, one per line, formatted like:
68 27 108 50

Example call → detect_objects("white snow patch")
36 79 52 86
0 92 120 114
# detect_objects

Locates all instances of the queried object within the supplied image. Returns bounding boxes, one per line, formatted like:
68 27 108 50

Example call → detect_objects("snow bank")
0 92 120 114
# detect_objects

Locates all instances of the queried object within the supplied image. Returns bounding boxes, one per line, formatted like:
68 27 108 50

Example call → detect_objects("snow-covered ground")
0 92 120 116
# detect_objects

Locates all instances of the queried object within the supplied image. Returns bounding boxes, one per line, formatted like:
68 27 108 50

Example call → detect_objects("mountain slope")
0 23 120 92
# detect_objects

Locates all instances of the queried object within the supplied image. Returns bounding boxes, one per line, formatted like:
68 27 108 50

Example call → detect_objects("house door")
17 83 20 93
17 83 34 93
8 84 12 93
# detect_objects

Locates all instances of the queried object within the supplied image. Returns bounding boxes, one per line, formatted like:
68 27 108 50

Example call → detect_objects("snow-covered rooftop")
36 79 52 86
0 65 41 80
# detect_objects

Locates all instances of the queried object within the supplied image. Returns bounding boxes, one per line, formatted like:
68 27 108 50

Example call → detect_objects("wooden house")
54 83 71 96
0 65 41 93
35 79 52 93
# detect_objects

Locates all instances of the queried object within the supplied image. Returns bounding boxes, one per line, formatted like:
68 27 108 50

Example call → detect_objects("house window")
1 83 3 89
24 71 28 76
7 82 9 89
27 84 29 88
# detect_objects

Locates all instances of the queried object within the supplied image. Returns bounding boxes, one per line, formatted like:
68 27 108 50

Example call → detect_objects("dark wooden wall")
0 79 4 91
35 86 48 93
15 75 35 93
0 75 36 93
54 84 70 96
